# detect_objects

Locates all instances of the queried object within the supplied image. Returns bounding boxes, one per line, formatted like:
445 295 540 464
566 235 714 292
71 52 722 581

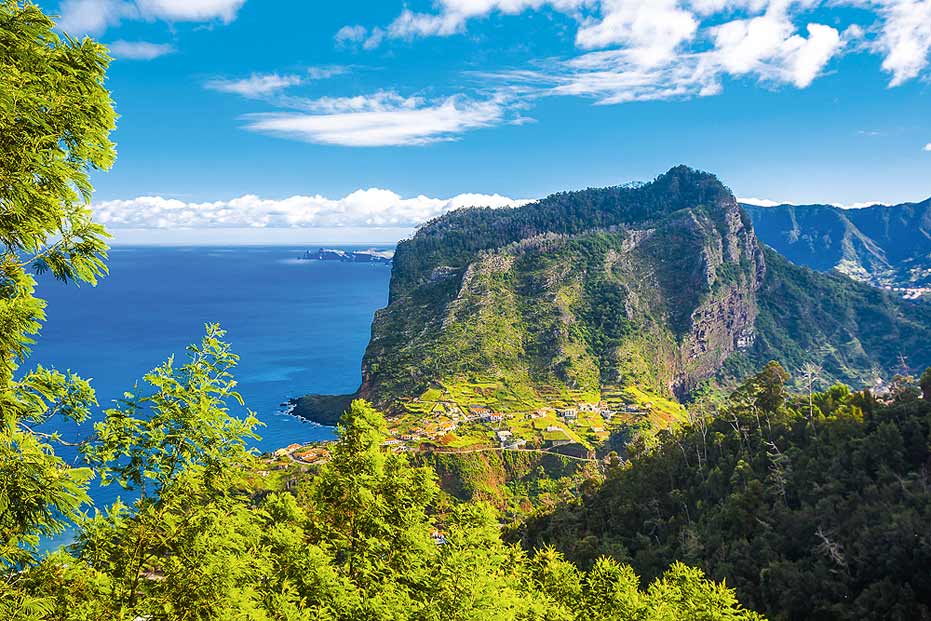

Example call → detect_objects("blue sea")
27 245 392 544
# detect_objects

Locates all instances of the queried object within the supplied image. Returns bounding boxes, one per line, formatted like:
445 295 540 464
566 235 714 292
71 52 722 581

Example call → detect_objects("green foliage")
730 248 931 389
518 363 931 620
84 324 261 500
0 0 116 574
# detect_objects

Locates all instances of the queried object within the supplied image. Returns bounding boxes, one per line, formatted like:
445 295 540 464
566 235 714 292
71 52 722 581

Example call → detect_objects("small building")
496 430 513 444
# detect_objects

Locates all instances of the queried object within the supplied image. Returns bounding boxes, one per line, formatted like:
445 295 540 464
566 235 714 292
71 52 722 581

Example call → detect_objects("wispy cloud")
204 67 348 98
240 92 517 147
92 190 531 229
205 73 305 98
108 40 175 60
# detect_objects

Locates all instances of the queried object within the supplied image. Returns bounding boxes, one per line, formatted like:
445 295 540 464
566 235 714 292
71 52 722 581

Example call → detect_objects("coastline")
286 393 356 427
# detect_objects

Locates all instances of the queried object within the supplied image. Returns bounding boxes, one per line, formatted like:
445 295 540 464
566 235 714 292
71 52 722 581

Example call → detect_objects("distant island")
301 248 394 264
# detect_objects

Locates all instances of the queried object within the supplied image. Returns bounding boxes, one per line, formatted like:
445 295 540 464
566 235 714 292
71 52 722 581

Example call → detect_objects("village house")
558 408 578 422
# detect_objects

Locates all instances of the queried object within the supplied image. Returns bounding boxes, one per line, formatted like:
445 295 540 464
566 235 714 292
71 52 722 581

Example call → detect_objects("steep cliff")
361 167 766 409
294 167 931 420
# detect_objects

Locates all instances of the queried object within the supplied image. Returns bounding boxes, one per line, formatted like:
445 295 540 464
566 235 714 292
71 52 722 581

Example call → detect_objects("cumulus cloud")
57 0 245 36
574 0 698 68
877 0 931 86
108 40 175 60
924 143 931 151
91 190 531 229
343 0 931 100
57 0 135 35
134 0 244 22
240 92 515 147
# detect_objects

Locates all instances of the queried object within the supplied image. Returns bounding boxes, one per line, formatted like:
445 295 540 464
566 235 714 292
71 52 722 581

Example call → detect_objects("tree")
75 325 263 617
0 0 116 570
920 368 931 401
307 400 438 587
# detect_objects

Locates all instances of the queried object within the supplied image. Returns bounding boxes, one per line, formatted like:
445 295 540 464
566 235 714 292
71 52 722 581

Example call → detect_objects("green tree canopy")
0 0 116 570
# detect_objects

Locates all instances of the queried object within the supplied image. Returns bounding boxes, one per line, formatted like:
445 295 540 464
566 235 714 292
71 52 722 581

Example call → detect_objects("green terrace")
382 378 687 454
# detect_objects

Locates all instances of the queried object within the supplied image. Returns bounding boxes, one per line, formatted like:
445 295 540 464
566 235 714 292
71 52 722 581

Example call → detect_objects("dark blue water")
26 246 392 544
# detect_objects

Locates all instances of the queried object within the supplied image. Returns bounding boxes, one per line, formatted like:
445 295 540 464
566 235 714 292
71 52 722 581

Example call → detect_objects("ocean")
26 245 392 543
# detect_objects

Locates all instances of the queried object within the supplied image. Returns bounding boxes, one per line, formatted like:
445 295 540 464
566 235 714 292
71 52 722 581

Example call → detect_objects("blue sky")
42 0 931 243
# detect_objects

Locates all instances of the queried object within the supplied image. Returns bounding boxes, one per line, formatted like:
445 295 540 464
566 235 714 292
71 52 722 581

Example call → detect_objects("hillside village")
275 382 685 466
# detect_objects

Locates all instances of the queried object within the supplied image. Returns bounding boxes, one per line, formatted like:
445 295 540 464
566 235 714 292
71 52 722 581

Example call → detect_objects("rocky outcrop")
358 167 768 408
314 166 931 413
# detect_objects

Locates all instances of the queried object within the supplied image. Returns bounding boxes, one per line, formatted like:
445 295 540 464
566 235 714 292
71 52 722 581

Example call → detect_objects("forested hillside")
517 363 931 620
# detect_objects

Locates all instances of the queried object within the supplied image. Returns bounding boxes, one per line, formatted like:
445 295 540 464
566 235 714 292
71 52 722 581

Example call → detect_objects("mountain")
297 167 931 420
743 199 931 291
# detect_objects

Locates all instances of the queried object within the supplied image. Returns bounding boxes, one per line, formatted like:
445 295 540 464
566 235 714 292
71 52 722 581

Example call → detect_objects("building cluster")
275 443 331 465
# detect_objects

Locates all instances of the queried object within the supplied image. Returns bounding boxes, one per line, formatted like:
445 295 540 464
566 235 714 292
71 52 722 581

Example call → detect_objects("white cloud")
108 40 175 60
574 0 699 69
306 66 349 80
739 196 892 209
335 25 367 44
57 0 245 36
341 0 931 106
739 196 785 206
205 73 304 98
386 1 592 40
711 7 842 88
134 0 244 22
924 142 931 151
57 0 135 36
240 93 515 147
92 190 531 230
877 0 931 86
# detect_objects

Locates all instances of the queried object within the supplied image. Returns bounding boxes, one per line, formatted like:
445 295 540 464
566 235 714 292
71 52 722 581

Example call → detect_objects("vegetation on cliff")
359 167 931 417
516 363 931 620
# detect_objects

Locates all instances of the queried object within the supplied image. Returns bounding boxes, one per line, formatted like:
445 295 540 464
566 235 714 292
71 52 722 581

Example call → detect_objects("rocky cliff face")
359 167 767 409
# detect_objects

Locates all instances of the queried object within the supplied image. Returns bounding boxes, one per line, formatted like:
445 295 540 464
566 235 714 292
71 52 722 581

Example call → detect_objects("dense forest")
517 363 931 620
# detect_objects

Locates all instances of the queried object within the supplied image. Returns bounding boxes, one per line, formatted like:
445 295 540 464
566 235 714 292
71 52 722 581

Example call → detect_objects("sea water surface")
27 245 392 542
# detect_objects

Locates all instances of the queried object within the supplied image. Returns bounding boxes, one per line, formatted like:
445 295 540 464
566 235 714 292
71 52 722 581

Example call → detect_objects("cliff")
295 167 931 422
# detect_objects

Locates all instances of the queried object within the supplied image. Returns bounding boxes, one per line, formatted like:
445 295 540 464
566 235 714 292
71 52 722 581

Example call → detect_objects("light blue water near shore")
26 245 392 540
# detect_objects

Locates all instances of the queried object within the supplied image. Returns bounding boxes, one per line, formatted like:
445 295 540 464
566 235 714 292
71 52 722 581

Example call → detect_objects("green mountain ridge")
297 167 931 419
743 198 931 289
